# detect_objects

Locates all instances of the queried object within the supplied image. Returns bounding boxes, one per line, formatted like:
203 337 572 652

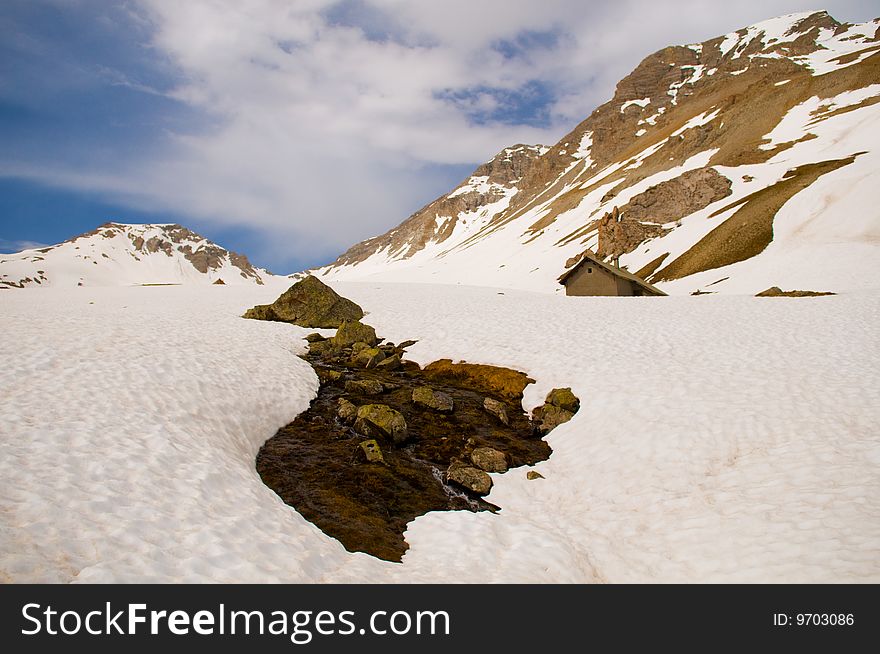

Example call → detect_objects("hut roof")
558 251 668 296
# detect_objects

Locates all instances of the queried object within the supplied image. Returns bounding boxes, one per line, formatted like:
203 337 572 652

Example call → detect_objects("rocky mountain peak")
317 9 880 295
1 222 269 288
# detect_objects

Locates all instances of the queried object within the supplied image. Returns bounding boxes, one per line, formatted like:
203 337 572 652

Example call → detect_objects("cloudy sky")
0 0 875 272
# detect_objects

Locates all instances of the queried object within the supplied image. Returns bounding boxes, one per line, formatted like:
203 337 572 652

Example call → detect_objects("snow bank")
2 282 878 582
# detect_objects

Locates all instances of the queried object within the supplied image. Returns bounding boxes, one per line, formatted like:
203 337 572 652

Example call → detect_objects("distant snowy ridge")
0 222 271 288
317 11 880 295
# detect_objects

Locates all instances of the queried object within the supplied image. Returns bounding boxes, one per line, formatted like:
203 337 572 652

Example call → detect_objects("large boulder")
423 360 534 402
446 463 493 495
545 387 580 413
412 386 454 412
332 320 378 347
243 275 363 328
470 447 508 473
354 404 408 444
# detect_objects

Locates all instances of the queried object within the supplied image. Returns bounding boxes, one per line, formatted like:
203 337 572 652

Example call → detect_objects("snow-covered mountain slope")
318 11 880 295
0 223 271 288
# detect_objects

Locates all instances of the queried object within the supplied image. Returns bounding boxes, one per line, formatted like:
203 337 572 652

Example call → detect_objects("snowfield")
1 281 878 583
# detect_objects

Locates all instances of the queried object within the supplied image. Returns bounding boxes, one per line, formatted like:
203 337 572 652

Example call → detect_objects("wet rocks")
317 368 343 384
357 439 385 464
412 386 454 413
308 340 335 357
354 404 408 444
446 463 493 495
376 354 401 371
355 347 385 369
483 398 510 425
470 447 508 473
423 359 534 402
332 320 378 348
345 379 385 395
337 398 358 423
243 275 363 327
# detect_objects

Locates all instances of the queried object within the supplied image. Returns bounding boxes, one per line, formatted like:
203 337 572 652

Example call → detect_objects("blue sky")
1 0 876 272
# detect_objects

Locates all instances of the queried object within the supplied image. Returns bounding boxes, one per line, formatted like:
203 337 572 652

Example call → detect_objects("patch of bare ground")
651 154 861 282
756 286 836 297
635 253 669 279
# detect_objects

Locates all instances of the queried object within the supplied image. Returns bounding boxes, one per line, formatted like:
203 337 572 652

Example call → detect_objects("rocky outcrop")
244 275 363 327
621 167 733 223
313 11 877 295
596 206 668 261
325 145 547 268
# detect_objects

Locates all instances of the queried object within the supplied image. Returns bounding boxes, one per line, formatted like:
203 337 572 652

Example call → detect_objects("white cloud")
3 0 877 268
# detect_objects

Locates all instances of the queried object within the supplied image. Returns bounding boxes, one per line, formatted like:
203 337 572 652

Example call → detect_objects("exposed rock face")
471 447 508 473
354 404 408 444
597 169 732 260
0 222 268 289
597 206 668 261
622 167 733 223
446 463 493 496
326 145 548 268
411 386 454 412
313 11 878 295
244 276 363 327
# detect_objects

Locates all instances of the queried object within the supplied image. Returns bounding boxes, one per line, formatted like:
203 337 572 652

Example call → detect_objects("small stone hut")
558 251 666 297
